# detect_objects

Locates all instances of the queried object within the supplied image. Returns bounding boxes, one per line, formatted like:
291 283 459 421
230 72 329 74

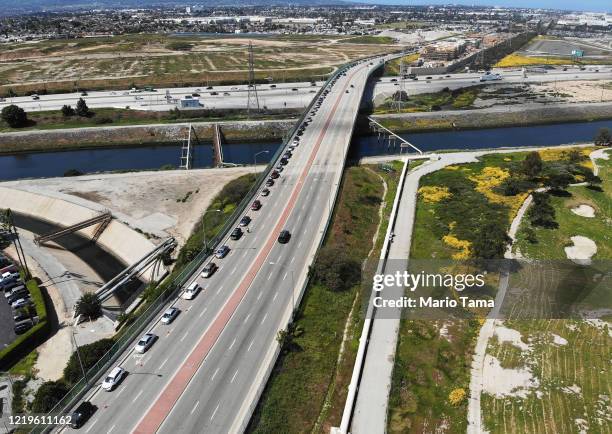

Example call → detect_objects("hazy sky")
359 0 611 13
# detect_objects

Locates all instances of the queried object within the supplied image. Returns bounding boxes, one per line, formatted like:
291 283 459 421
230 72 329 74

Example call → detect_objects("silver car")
134 333 157 353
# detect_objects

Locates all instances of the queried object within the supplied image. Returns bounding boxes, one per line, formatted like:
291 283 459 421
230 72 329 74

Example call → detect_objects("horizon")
357 0 612 13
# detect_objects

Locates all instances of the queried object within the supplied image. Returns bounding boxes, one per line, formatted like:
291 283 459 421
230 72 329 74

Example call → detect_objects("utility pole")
246 41 260 116
3 210 30 279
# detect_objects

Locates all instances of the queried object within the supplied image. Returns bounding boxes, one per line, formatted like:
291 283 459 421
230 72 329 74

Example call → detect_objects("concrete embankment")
0 119 295 155
0 186 158 281
366 102 612 134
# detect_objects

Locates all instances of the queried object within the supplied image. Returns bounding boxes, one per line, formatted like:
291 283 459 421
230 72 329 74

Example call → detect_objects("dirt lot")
0 34 398 92
2 167 259 245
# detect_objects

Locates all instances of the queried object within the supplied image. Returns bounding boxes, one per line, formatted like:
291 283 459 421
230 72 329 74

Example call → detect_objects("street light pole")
202 209 222 253
253 150 270 171
71 329 89 386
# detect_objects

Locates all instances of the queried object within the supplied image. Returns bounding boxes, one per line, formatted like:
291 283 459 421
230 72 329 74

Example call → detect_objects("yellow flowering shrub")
418 186 451 203
469 166 527 219
445 165 461 171
442 234 472 260
448 388 466 406
495 53 568 68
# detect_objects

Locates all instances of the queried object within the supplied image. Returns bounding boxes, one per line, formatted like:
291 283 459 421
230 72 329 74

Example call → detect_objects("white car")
161 307 179 324
101 366 127 391
134 333 157 353
0 272 19 284
11 298 30 309
182 282 201 300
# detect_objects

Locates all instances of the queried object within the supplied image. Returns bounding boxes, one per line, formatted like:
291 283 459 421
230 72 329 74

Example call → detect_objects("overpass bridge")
48 50 410 434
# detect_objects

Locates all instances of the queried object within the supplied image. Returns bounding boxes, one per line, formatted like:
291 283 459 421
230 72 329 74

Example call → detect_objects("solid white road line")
230 369 239 384
261 313 268 325
210 404 220 421
229 338 236 350
190 400 200 415
211 368 219 381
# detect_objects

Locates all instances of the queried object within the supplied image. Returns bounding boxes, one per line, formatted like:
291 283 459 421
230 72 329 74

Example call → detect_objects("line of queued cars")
93 75 339 414
0 254 35 335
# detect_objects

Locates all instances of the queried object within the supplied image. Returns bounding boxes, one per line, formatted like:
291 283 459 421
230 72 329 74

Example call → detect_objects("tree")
311 246 361 292
61 104 75 117
63 338 115 385
594 127 611 146
75 98 90 117
31 381 68 413
1 104 28 128
528 192 557 228
522 151 543 179
546 170 573 192
471 220 510 259
75 293 101 319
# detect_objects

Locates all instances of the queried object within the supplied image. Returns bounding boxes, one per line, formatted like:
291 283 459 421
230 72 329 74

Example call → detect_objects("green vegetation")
389 148 603 432
31 381 69 413
515 150 611 259
594 127 611 146
384 53 420 76
1 104 28 128
75 293 102 320
249 163 402 433
63 338 115 386
343 35 395 44
375 87 479 114
8 350 38 376
175 173 258 269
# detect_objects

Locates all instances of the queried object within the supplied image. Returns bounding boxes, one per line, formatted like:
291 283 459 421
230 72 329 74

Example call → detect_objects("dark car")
80 91 88 96
70 401 96 429
283 152 292 159
261 188 270 197
201 262 218 278
278 230 291 244
215 245 230 258
240 216 251 227
280 158 289 166
266 178 275 187
345 90 349 93
191 93 200 97
14 321 33 335
270 84 277 88
231 227 243 240
270 170 280 179
251 200 262 211
206 86 213 90
13 310 30 323
291 88 298 91
8 290 29 305
210 92 218 96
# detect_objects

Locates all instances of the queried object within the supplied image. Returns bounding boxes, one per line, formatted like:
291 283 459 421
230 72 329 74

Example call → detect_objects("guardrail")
31 51 388 434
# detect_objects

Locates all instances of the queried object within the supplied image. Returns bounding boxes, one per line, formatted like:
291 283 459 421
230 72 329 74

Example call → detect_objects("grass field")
480 150 611 433
388 148 607 432
375 87 479 113
384 53 420 76
248 163 402 433
495 53 576 68
0 34 398 96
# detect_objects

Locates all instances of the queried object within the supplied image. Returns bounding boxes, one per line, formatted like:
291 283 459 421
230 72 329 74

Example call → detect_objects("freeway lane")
61 55 392 434
5 67 610 113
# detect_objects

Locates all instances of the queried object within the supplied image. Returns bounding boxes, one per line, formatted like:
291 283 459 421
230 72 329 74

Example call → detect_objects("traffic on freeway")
58 53 400 434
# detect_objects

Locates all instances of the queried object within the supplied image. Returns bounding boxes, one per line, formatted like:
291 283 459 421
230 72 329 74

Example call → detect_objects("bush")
63 169 83 177
594 127 611 146
1 104 28 128
522 151 543 179
75 98 90 117
166 41 193 51
31 381 68 413
471 220 510 259
61 105 75 117
75 293 102 320
63 338 114 386
528 192 557 228
311 246 361 292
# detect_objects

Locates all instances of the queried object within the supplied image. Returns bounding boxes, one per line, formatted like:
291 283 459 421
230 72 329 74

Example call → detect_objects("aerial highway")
58 53 399 434
3 67 610 114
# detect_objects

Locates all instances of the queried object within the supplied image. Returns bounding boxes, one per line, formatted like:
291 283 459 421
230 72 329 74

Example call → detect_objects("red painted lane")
133 65 367 434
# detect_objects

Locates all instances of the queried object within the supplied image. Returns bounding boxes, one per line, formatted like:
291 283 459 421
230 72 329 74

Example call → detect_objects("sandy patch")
531 80 612 103
575 418 589 434
564 236 597 265
562 384 582 396
571 204 595 218
2 167 257 246
494 324 531 352
482 354 539 398
551 333 568 346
